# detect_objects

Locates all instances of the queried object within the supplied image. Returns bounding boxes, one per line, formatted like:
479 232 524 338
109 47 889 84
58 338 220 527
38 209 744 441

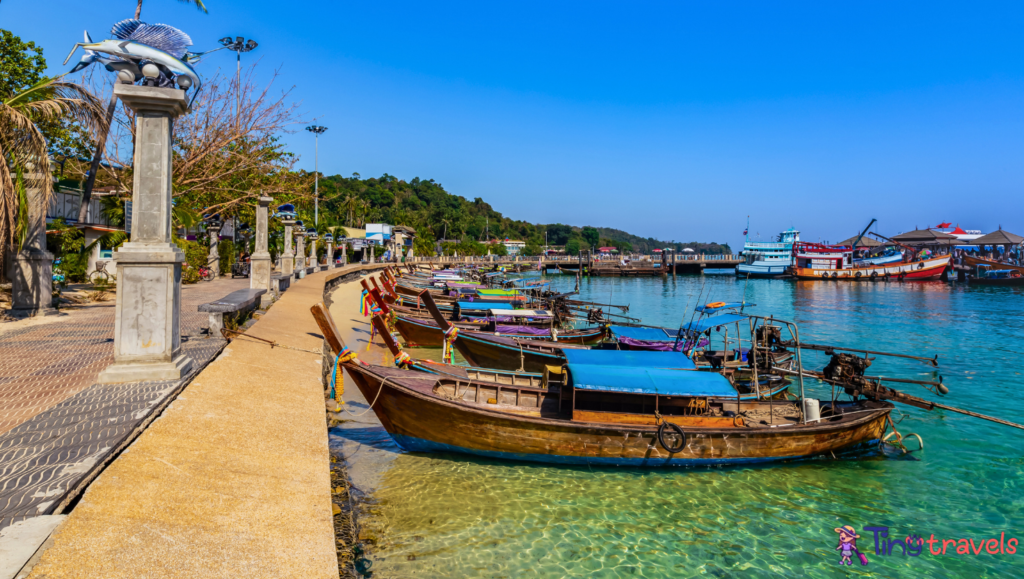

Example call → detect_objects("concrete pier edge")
20 263 388 579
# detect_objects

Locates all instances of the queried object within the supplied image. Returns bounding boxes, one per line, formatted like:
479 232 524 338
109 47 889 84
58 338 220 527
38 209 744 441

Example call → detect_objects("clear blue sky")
5 0 1024 248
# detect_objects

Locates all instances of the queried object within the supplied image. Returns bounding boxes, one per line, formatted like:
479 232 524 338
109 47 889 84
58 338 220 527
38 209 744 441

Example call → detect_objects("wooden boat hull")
790 255 950 281
967 277 1024 286
963 255 1024 274
344 364 891 466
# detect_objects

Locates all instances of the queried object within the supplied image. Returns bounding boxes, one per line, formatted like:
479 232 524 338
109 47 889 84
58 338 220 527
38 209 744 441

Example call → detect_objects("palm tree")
1 75 106 251
340 194 361 227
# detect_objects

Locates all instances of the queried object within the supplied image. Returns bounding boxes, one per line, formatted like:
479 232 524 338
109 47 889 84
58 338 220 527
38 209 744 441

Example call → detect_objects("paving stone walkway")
0 277 250 531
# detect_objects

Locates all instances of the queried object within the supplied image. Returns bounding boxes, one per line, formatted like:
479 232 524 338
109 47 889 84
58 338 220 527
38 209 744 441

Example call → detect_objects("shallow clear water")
331 274 1024 578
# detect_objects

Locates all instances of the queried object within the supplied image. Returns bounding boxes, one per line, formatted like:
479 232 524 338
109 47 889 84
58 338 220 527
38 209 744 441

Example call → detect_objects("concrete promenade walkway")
21 267 379 578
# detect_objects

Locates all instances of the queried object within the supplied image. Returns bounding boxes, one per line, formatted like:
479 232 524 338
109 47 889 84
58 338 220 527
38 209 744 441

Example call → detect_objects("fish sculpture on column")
64 19 202 105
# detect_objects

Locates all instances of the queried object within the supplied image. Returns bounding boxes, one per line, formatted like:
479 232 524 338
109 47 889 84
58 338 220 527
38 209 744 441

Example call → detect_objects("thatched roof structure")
837 235 882 248
890 229 964 246
971 229 1023 246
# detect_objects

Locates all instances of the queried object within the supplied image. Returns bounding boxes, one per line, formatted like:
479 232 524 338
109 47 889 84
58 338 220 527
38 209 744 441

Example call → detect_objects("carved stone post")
295 231 306 279
339 241 347 266
7 162 56 317
251 195 273 306
325 239 334 270
280 219 295 278
310 237 320 273
98 85 192 383
207 222 221 278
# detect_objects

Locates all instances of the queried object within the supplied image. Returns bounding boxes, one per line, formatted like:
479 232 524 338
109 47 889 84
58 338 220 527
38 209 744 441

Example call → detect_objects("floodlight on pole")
219 36 259 119
306 125 328 226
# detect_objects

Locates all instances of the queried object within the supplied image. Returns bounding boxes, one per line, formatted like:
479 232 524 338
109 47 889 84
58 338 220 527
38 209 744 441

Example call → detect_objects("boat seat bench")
198 288 267 336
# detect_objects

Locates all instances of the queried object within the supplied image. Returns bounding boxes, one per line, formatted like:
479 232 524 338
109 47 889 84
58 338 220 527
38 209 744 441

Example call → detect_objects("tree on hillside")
545 223 574 245
566 239 581 256
582 226 600 249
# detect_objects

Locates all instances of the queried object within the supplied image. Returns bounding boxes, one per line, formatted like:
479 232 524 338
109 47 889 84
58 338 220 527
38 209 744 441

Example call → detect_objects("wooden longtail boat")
394 315 607 348
789 242 950 280
340 361 889 466
962 254 1024 275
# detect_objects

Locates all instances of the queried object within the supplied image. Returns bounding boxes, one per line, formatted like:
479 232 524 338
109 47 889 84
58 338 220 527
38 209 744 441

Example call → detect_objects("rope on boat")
329 352 389 418
219 328 323 355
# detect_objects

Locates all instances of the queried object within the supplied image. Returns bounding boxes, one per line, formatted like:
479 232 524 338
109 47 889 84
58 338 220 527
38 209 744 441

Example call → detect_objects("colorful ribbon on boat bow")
442 325 460 364
394 351 413 368
329 347 359 401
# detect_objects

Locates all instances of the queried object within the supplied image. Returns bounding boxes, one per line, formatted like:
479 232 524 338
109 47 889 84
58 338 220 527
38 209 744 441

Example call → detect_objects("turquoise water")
331 274 1024 578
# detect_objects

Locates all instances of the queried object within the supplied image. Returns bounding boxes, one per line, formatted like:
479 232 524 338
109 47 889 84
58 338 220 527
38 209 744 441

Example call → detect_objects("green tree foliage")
582 226 600 249
545 223 573 245
522 242 542 256
490 242 508 257
566 239 581 256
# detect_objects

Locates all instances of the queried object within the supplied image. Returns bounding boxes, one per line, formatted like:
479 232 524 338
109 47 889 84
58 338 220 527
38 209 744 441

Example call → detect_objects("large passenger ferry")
736 226 799 278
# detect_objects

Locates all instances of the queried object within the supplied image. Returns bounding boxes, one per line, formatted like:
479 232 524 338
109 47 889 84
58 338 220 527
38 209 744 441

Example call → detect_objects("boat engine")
822 353 872 386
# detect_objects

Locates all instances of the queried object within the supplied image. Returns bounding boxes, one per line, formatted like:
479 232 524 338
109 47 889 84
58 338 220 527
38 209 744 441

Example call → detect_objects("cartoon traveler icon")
835 525 868 566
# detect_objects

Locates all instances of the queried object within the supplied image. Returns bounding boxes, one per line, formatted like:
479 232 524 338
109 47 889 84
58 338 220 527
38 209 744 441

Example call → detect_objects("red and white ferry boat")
788 242 950 281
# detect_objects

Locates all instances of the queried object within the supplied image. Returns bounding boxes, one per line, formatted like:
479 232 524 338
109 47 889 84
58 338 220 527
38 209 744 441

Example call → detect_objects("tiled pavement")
0 277 251 531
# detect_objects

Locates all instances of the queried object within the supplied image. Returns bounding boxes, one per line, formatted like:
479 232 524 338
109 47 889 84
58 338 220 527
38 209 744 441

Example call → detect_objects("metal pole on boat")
788 321 807 424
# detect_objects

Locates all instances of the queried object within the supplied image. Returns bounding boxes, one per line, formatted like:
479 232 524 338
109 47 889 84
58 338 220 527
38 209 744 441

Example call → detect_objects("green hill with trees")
313 173 731 256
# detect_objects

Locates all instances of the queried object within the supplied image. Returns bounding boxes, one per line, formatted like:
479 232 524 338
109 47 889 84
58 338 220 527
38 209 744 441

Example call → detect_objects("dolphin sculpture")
64 19 200 97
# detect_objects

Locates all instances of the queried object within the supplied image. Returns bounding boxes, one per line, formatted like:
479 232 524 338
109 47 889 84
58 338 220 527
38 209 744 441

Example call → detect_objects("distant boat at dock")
736 227 799 279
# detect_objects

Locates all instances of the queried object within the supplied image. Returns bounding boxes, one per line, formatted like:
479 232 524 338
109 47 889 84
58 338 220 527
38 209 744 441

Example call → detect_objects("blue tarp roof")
563 349 696 369
568 365 736 396
681 313 748 333
609 326 680 342
457 301 514 310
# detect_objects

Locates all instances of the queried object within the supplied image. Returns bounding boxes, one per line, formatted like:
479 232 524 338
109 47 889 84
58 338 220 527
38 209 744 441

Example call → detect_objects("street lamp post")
218 36 259 119
306 125 327 226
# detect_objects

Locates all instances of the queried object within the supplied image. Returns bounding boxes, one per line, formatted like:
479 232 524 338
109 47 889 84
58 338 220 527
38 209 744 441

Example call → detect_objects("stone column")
251 195 273 306
280 220 295 278
98 85 192 383
368 243 375 264
326 240 334 270
295 231 306 279
7 162 57 317
207 223 221 278
310 238 320 273
339 242 347 266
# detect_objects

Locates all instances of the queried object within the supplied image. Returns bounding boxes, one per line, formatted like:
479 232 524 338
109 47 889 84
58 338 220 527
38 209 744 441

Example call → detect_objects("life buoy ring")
898 272 906 281
918 262 925 270
870 271 878 281
705 302 727 309
657 421 686 453
854 272 862 279
831 272 838 279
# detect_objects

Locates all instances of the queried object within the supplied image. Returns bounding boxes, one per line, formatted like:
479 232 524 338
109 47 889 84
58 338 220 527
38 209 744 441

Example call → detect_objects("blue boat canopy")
681 313 748 333
563 349 695 369
609 326 680 342
568 365 735 397
457 301 514 310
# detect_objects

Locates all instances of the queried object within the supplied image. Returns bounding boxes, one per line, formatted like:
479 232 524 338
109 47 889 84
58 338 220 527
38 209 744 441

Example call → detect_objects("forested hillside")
311 173 731 255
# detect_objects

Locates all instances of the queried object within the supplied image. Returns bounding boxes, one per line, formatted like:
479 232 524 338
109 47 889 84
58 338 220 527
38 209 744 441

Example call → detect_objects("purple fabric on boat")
617 336 684 352
495 325 551 335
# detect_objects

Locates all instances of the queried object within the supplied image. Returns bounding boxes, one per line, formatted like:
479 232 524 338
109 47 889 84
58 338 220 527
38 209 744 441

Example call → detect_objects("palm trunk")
135 0 143 19
78 92 118 223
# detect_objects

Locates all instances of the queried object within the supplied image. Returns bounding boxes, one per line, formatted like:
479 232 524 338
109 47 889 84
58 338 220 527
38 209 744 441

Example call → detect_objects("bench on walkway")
198 288 267 336
271 273 291 296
